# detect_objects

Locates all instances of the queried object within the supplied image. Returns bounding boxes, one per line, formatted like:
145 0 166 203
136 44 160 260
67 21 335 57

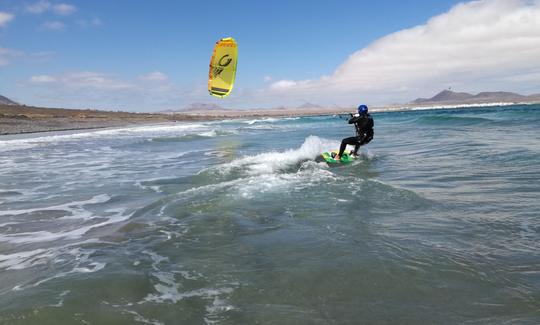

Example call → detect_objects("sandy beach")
0 104 355 135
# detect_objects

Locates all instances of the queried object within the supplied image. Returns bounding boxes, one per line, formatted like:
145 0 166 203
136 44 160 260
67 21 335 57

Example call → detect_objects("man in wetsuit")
334 104 374 160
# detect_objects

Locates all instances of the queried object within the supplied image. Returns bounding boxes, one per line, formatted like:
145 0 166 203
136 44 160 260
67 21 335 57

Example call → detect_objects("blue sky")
1 0 540 111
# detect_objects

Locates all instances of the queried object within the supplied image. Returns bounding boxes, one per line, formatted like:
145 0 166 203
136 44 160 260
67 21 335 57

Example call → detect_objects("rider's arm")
348 115 361 124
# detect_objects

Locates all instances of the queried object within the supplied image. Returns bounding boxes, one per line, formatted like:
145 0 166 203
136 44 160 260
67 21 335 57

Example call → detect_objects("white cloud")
25 1 76 15
25 1 51 14
0 12 14 27
28 51 55 61
0 47 23 66
0 48 53 66
139 71 169 82
30 75 56 83
91 17 103 26
24 70 195 111
29 71 136 90
62 72 135 90
42 21 65 30
53 3 76 15
269 0 540 105
78 17 103 28
270 80 302 90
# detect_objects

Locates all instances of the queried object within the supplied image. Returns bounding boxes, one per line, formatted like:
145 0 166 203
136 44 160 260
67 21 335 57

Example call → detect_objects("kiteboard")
321 150 356 164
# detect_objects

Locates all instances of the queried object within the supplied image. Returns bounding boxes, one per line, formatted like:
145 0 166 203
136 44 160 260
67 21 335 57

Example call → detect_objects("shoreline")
0 117 167 136
2 102 537 136
0 123 138 136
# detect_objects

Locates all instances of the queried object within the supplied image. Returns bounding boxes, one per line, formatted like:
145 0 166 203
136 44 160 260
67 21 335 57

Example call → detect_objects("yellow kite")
208 37 238 98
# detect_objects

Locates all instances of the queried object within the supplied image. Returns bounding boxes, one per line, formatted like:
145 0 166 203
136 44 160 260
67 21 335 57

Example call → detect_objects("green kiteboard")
321 150 356 164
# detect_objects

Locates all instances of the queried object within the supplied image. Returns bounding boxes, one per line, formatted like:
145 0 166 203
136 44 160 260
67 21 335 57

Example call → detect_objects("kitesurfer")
334 104 374 160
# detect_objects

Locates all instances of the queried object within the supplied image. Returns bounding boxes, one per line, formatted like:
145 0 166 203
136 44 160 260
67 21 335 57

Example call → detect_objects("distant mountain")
472 91 527 102
0 95 19 106
297 102 323 109
410 90 540 105
156 103 226 113
528 94 540 102
183 103 224 111
412 90 473 104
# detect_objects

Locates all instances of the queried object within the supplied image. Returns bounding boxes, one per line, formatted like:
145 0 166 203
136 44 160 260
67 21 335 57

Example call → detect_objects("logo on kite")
212 55 233 77
213 67 223 78
218 55 232 67
208 37 237 98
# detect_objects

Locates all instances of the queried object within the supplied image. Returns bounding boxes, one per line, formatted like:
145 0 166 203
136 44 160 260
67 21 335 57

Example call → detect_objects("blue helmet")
358 104 368 114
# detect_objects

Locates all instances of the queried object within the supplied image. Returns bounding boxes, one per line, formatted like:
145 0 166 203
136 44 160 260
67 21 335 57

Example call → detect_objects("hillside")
412 90 474 103
0 95 19 106
410 90 540 106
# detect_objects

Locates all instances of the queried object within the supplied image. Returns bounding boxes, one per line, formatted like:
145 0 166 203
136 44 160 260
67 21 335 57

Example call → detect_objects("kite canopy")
208 37 238 98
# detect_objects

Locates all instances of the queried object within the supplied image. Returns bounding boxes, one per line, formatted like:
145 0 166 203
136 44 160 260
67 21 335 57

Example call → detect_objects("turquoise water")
0 105 539 324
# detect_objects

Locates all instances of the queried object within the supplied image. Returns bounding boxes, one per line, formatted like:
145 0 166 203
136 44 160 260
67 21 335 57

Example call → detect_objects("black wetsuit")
338 113 374 157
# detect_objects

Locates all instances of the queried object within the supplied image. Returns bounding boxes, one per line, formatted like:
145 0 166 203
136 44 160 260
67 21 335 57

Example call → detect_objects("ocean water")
0 105 539 324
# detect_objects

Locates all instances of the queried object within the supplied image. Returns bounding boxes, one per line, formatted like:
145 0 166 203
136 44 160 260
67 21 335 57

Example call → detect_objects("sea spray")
208 135 339 176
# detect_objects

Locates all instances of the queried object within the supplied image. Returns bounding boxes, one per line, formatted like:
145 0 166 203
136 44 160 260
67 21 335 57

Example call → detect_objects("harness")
353 114 374 141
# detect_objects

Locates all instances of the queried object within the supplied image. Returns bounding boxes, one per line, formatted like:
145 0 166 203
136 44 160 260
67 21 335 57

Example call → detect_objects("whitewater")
0 105 539 324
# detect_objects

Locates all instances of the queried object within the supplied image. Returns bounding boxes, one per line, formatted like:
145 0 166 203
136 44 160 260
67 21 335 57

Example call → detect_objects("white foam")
145 271 180 303
178 270 202 281
0 122 207 152
143 250 169 270
243 117 280 125
0 222 17 228
50 290 70 308
233 162 337 199
198 130 218 137
175 160 336 203
205 295 236 324
0 207 130 244
168 136 348 201
139 249 230 309
158 228 188 240
12 247 106 291
112 123 207 134
400 102 525 111
123 310 164 325
0 248 49 270
5 241 104 291
212 135 338 176
0 194 110 218
244 116 301 124
0 158 17 171
144 284 235 304
72 262 106 273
